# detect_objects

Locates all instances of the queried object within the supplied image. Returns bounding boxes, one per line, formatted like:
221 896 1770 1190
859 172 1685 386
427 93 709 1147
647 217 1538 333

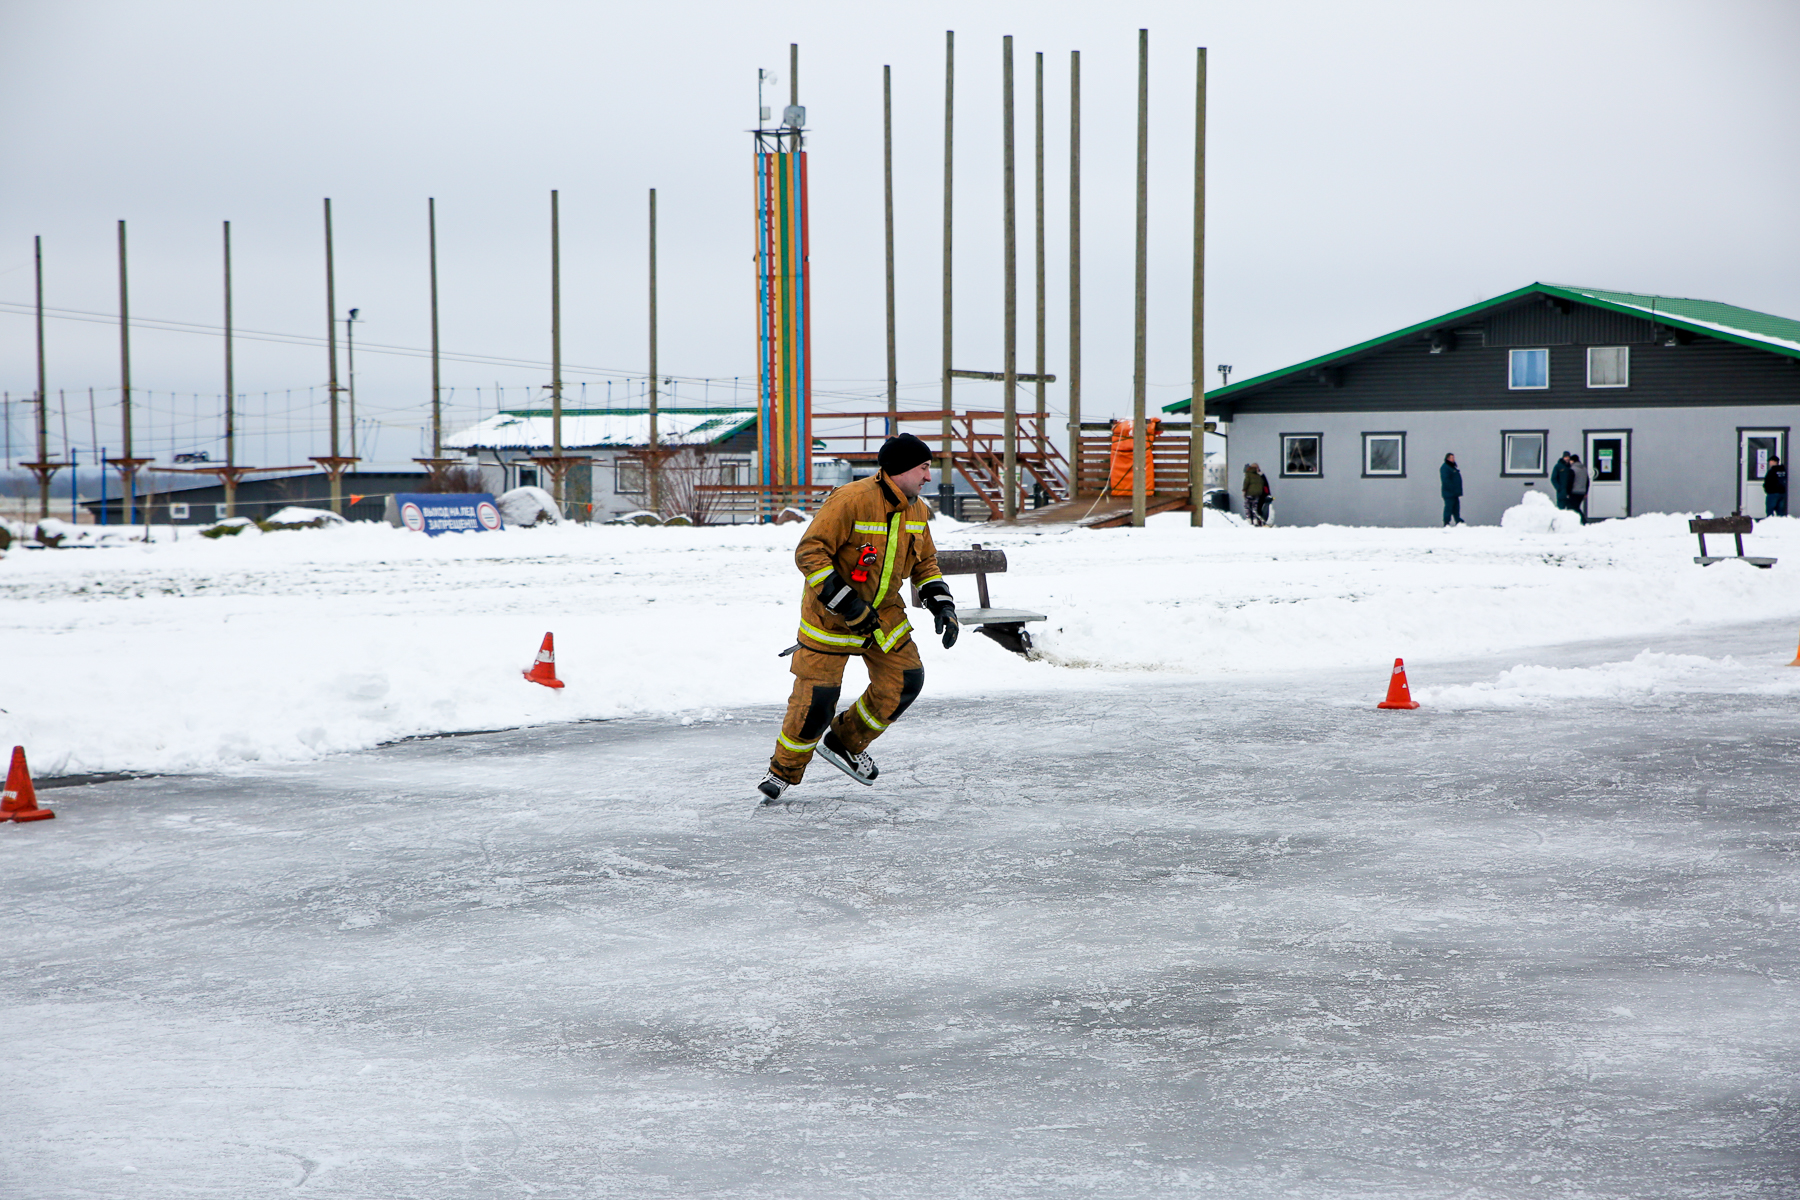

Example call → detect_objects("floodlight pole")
552 189 564 501
1131 29 1149 529
1034 50 1046 476
429 197 441 457
1001 35 1017 521
223 220 236 515
1189 47 1208 527
939 30 956 515
1069 51 1082 491
883 64 898 438
647 186 659 513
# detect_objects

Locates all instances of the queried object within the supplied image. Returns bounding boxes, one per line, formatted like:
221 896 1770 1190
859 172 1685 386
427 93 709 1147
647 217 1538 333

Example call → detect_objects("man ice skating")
758 433 960 803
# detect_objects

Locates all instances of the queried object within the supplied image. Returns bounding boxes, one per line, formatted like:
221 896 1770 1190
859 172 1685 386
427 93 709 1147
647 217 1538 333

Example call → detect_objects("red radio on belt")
849 543 879 583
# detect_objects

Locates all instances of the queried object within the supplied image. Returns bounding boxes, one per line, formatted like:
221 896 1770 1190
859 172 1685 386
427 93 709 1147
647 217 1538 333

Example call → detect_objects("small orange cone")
523 632 566 689
1376 658 1421 710
2 746 55 823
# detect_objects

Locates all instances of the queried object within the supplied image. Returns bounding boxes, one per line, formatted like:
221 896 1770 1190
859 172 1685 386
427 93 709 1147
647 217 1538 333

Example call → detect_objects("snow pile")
1413 649 1800 708
497 486 563 527
1499 488 1582 534
263 506 347 529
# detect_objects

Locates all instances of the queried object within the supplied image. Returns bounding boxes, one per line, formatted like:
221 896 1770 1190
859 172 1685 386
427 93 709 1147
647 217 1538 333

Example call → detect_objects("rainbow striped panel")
755 148 812 500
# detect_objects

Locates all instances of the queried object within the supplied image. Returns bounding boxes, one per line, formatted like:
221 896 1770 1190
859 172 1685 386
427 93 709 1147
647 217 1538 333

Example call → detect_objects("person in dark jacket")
1567 454 1590 524
1439 453 1464 526
1765 455 1789 518
1242 463 1272 526
1551 451 1574 509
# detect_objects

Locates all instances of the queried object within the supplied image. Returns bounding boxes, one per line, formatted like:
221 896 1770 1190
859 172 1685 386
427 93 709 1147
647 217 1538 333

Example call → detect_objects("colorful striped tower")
754 124 812 513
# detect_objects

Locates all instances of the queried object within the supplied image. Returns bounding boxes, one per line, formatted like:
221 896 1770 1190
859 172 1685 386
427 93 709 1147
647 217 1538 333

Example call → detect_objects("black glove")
920 581 959 649
819 571 879 637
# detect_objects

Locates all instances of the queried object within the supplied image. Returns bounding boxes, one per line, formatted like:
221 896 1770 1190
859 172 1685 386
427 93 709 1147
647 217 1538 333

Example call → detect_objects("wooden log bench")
1690 516 1777 569
911 544 1047 657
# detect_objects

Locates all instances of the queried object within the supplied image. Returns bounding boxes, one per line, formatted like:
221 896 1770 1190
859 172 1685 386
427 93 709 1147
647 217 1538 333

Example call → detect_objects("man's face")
1447 455 1457 465
890 461 931 500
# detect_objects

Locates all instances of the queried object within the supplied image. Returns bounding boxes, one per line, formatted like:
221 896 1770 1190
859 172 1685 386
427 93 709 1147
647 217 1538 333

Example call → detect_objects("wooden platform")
980 494 1194 528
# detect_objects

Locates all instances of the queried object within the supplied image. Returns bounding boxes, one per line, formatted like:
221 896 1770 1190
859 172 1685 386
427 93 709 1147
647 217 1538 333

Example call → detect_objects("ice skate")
816 730 879 786
757 771 794 804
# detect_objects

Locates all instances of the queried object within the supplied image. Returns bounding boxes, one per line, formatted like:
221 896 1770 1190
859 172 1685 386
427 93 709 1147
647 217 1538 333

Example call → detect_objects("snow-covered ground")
2 509 1798 777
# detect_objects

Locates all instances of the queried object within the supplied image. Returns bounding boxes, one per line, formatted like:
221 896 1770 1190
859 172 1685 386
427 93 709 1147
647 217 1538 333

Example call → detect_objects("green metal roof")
1164 283 1800 414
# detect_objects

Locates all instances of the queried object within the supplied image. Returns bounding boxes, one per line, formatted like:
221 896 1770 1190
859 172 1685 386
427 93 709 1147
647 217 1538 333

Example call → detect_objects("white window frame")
614 459 646 496
214 504 229 519
1280 433 1322 478
1509 348 1549 390
1587 346 1630 389
1361 432 1406 478
169 502 191 520
1501 430 1548 477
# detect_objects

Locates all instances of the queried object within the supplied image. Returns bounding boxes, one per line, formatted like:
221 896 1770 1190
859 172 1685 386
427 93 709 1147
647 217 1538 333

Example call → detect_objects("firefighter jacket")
794 472 945 656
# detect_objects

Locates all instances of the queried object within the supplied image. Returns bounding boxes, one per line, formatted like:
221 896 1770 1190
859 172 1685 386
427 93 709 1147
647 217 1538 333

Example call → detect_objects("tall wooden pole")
223 221 236 515
1034 50 1046 478
1001 34 1017 521
1131 28 1149 528
34 236 49 518
119 220 136 525
429 197 441 457
940 30 955 510
1189 48 1208 527
647 187 658 513
551 189 564 506
1069 51 1082 490
883 64 898 438
324 198 342 514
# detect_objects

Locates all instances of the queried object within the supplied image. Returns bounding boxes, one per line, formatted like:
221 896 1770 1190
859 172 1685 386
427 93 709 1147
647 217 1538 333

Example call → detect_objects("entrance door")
1584 431 1630 520
1739 428 1788 516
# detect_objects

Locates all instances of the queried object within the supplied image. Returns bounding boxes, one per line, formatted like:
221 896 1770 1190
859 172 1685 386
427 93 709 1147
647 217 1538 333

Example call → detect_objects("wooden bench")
1690 516 1777 569
911 544 1047 657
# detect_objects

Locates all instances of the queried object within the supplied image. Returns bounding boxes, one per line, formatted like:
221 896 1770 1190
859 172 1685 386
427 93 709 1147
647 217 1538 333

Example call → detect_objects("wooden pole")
223 220 236 516
647 187 658 513
551 189 564 506
1001 34 1017 522
35 236 49 518
1131 28 1149 529
940 30 954 510
1034 50 1046 481
120 221 136 524
429 197 441 457
1190 47 1208 527
883 64 897 439
324 198 342 513
1069 51 1082 492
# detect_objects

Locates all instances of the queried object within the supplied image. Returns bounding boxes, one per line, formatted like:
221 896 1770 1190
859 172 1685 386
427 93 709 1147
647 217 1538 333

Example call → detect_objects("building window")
1587 346 1629 388
614 459 646 495
169 502 190 520
1509 348 1549 390
517 466 540 489
1281 433 1322 477
214 504 229 519
1501 430 1548 476
1362 432 1405 477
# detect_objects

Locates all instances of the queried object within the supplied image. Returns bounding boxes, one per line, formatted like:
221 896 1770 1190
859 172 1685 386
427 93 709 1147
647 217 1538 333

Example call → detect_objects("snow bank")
1414 649 1800 708
496 486 562 527
2 510 1797 775
1499 488 1583 534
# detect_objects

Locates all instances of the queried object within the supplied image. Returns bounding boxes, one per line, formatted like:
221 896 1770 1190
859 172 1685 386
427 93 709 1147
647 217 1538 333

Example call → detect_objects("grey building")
1168 284 1800 525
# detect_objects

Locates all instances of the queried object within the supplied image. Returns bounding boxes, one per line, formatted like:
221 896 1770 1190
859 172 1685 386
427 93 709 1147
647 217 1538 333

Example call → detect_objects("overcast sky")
3 0 1797 470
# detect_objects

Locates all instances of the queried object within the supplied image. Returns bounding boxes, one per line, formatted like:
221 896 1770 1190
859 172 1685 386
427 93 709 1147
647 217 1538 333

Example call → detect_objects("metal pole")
223 220 236 516
429 197 441 457
647 187 658 513
35 237 49 517
883 64 898 439
346 310 358 460
1131 28 1149 529
1002 35 1018 522
551 189 564 506
1190 47 1208 527
325 198 342 513
1034 50 1046 481
1068 51 1082 492
119 221 136 526
939 30 955 512
790 42 798 108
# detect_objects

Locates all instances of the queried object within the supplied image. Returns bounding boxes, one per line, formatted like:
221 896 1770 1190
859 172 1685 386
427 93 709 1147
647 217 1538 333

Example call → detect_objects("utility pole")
429 198 441 457
552 189 564 503
1190 47 1208 527
1034 50 1046 482
29 236 56 517
1069 51 1082 492
647 187 659 513
310 199 357 513
1131 29 1150 529
1001 35 1018 521
110 221 148 528
346 307 360 460
883 64 898 438
223 221 236 515
939 29 956 516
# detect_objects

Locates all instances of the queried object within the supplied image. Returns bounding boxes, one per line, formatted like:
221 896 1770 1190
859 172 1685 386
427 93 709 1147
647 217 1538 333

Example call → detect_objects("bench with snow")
1690 516 1776 569
910 544 1046 657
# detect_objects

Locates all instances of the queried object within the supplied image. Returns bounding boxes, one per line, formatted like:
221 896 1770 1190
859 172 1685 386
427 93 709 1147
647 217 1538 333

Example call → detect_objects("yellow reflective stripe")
851 521 889 534
872 618 912 652
904 522 927 532
873 513 902 605
799 619 867 648
777 731 820 753
805 566 835 586
915 574 945 588
854 697 887 731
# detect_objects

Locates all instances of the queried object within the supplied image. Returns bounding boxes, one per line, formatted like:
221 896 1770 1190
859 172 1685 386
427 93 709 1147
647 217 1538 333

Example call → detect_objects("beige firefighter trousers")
769 640 925 782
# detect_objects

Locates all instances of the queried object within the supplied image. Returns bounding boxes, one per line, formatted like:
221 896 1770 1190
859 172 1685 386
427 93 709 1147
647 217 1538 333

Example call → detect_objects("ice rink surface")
5 620 1798 1199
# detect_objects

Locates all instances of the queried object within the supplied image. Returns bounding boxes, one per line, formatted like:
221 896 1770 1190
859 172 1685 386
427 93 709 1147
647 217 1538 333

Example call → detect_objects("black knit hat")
878 432 932 475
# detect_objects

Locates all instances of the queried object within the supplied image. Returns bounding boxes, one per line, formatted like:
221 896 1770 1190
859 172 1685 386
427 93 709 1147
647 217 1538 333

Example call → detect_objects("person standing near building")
1765 454 1789 517
758 433 960 803
1567 454 1590 524
1242 462 1271 526
1440 453 1465 526
1551 451 1574 509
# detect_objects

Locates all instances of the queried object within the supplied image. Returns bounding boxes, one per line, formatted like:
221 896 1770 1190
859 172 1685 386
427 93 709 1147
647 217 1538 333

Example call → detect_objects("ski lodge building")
1168 284 1800 526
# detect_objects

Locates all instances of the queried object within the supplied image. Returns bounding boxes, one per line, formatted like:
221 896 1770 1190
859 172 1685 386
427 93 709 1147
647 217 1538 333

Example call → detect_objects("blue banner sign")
393 493 503 536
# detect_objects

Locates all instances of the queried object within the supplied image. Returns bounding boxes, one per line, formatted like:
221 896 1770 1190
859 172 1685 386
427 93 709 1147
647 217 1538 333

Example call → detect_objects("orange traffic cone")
523 632 566 689
1376 658 1421 710
2 746 55 823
